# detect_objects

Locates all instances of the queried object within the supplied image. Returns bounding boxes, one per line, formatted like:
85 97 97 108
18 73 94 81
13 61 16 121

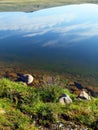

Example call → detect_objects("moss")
0 78 97 129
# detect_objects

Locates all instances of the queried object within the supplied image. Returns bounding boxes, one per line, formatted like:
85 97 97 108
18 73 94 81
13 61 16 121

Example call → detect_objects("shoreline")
0 1 98 12
0 65 98 96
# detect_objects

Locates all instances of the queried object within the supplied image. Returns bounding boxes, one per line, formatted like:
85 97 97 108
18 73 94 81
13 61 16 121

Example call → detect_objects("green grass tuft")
0 78 98 129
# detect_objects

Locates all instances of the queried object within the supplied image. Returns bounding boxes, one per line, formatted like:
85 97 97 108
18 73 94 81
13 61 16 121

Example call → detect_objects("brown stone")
43 75 53 85
69 82 75 86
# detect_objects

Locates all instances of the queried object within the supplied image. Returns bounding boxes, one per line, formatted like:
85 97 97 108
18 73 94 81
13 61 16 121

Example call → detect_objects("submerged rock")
59 94 72 104
43 75 53 85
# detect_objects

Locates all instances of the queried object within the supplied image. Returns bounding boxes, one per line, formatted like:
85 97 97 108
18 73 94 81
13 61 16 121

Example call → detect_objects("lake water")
0 4 98 76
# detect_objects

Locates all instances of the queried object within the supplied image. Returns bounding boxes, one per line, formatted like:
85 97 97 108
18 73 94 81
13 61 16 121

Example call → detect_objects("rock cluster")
39 122 88 130
59 89 91 105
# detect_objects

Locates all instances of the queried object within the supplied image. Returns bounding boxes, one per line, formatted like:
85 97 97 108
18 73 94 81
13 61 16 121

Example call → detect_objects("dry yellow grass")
0 0 98 11
0 108 6 114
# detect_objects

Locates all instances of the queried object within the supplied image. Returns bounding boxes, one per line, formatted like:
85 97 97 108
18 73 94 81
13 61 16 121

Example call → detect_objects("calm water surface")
0 4 98 75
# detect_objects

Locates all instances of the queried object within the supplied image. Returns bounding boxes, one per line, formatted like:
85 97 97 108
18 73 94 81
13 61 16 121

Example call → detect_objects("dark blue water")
0 4 98 75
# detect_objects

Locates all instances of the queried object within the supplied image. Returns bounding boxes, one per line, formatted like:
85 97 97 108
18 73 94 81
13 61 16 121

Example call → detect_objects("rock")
43 75 53 85
69 82 75 86
43 75 61 86
4 72 17 80
85 86 95 97
18 73 34 84
59 94 72 104
78 90 91 100
50 122 87 130
74 82 83 90
58 122 65 129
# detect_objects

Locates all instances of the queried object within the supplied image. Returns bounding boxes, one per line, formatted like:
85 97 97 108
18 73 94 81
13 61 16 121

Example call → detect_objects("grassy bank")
0 0 98 11
0 78 98 129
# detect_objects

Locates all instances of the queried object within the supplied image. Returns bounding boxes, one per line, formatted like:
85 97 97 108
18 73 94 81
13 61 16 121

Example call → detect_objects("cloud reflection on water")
0 4 98 47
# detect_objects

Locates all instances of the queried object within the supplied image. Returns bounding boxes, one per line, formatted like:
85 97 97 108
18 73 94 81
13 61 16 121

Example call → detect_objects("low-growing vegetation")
0 0 98 11
0 78 98 129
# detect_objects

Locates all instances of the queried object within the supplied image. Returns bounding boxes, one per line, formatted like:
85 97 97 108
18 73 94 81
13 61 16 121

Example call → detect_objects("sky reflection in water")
0 4 98 74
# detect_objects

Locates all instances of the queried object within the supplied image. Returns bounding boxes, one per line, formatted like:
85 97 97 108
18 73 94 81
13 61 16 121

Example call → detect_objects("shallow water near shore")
0 4 98 90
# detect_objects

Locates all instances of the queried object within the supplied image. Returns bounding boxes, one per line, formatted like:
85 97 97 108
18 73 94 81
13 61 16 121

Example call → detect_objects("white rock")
21 74 34 84
79 90 91 100
59 94 72 104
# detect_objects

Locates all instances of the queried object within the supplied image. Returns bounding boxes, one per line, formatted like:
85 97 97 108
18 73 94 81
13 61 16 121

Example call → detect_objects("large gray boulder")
19 74 34 84
79 90 91 100
59 94 72 104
